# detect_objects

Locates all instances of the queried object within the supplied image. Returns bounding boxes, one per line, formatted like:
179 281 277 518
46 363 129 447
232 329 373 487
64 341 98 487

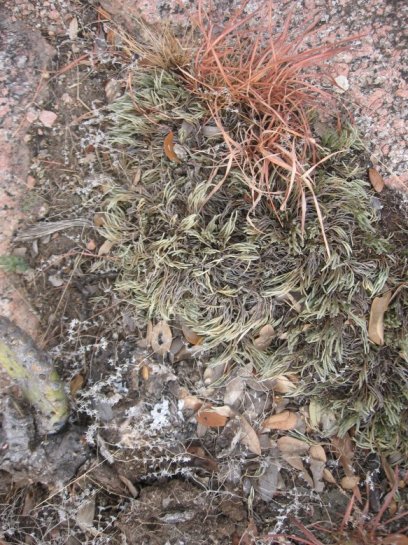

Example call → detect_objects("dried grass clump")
179 1 361 254
99 62 407 456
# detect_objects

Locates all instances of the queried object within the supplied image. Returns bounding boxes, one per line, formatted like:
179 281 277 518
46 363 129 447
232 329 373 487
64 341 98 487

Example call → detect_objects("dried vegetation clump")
97 3 407 457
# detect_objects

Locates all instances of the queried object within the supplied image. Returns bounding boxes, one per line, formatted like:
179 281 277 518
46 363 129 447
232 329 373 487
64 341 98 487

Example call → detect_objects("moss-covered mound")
99 65 407 457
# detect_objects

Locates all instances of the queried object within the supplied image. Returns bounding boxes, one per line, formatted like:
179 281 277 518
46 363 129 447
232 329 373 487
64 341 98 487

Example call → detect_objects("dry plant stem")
368 466 399 536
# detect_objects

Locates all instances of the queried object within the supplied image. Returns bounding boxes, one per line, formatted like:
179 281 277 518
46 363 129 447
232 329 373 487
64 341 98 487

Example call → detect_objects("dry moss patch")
95 54 408 459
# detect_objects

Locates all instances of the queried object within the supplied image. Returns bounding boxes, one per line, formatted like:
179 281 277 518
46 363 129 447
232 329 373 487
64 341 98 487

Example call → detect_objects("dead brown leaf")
140 365 150 381
186 445 218 472
181 322 203 345
68 17 79 41
253 324 275 350
196 405 231 428
76 498 96 531
98 240 113 256
323 468 337 484
70 373 85 397
240 416 261 455
310 458 325 492
151 320 172 356
331 434 354 477
309 444 327 462
368 291 392 345
224 376 245 407
163 131 181 163
182 395 203 411
281 453 305 472
277 436 309 455
368 167 385 193
381 455 397 488
273 375 297 394
340 475 360 490
262 410 297 430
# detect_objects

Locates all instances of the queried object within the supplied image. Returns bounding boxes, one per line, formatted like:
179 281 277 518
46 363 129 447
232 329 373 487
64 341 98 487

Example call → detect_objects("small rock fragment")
334 75 349 92
39 110 57 128
26 175 36 189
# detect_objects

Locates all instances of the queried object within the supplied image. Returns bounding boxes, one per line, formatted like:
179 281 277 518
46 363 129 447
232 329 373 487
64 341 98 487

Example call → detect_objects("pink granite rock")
39 109 58 128
0 8 55 338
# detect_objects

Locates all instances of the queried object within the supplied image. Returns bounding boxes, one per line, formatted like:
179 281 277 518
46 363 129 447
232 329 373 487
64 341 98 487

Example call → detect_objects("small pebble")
39 110 57 127
26 175 36 189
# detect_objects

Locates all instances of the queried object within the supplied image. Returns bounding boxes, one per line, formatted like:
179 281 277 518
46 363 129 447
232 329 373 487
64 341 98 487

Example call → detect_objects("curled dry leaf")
340 475 360 490
281 453 305 472
308 398 323 430
182 395 203 411
98 240 113 256
368 167 385 193
70 373 85 397
181 322 203 345
93 212 106 227
202 125 223 138
331 434 354 477
323 468 337 484
239 416 261 455
163 131 181 163
76 498 96 531
203 362 225 385
277 436 309 455
262 410 297 431
224 376 245 407
279 452 313 487
137 320 153 348
368 290 392 345
310 458 325 492
196 405 233 428
68 17 79 40
151 321 172 356
309 444 327 462
118 475 139 498
257 459 281 501
253 324 275 350
140 365 150 381
273 375 297 394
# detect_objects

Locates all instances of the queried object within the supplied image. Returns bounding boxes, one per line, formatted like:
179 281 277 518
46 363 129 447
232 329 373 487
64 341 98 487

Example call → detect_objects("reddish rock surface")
0 8 54 337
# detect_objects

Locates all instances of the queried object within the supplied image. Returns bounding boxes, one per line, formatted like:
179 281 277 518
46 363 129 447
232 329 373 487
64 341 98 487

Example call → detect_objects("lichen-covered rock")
0 316 69 434
0 397 87 487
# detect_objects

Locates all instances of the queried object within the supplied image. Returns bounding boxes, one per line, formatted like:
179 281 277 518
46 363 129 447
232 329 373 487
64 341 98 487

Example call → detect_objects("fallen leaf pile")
140 321 365 497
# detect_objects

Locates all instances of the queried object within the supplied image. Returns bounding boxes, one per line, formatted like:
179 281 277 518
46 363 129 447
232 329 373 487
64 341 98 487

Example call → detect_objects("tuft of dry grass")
180 0 362 254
